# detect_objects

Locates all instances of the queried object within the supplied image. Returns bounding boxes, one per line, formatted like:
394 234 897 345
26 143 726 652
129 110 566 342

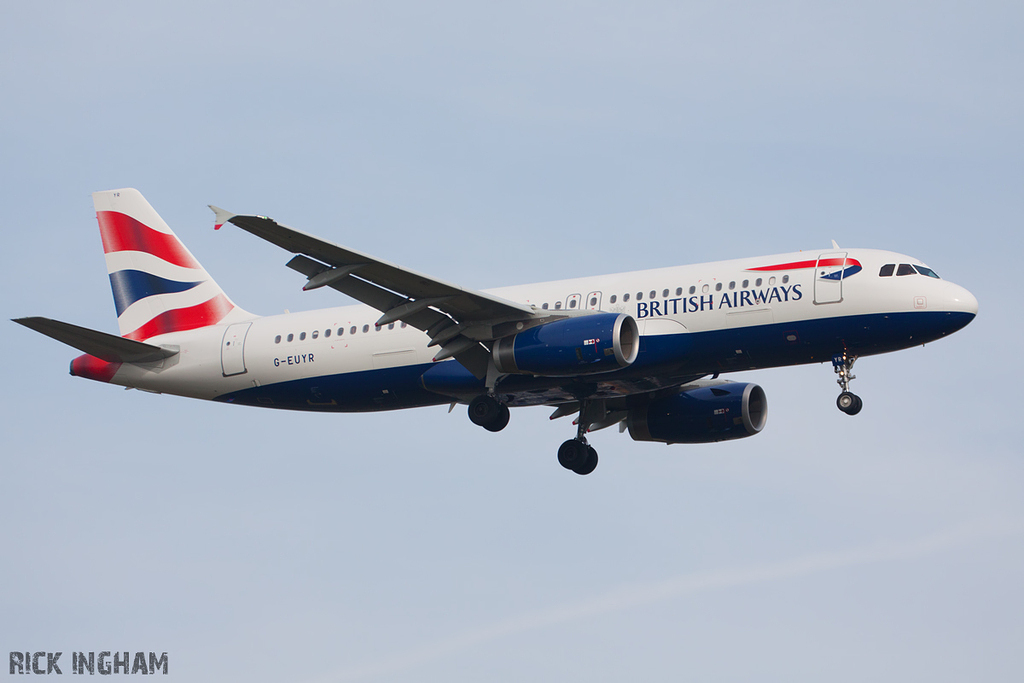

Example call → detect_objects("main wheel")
468 395 501 427
557 439 588 471
483 404 510 432
573 446 598 475
837 391 862 415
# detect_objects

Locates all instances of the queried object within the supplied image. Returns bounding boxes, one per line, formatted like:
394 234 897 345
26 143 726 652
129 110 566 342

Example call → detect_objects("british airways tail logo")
98 211 235 340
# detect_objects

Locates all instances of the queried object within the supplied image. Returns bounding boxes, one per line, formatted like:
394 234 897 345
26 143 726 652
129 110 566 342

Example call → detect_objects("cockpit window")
914 265 940 279
879 264 895 277
896 263 916 276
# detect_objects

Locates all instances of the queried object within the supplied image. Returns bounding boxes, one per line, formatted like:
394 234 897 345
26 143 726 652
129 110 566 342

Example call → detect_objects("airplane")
14 188 978 475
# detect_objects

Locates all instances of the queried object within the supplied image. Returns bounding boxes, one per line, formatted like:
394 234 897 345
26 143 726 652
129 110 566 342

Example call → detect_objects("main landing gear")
468 394 510 432
558 438 598 476
469 393 599 475
557 400 599 476
832 352 863 416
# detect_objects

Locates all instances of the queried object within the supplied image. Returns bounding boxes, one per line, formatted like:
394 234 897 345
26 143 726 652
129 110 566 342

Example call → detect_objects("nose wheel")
832 352 863 415
837 391 863 415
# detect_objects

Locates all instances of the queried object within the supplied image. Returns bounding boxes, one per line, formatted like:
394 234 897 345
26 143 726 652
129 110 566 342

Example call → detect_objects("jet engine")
627 382 767 444
492 313 639 376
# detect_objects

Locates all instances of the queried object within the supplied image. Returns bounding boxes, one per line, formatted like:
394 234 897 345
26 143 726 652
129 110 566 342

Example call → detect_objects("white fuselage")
99 247 977 409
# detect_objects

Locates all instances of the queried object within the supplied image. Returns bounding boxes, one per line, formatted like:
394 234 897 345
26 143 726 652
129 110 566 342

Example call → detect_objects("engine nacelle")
627 382 767 444
492 313 639 376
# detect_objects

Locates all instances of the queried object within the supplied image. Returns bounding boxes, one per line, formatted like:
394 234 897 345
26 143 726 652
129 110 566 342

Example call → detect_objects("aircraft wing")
212 207 549 378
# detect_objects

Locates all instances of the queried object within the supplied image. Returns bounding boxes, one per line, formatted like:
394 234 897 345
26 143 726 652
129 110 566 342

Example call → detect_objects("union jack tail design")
93 188 251 341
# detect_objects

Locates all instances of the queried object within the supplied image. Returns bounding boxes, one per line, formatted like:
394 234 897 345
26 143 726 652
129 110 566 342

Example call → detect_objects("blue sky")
2 2 1022 681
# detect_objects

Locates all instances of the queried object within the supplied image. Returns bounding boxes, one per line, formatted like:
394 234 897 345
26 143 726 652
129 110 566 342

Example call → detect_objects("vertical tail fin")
93 188 251 341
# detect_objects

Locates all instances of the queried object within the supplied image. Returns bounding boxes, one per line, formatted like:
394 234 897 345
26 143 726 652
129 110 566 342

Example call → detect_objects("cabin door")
814 252 848 304
221 323 252 376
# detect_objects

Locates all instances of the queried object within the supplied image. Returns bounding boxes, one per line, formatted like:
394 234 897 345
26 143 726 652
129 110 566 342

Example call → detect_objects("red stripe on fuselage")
123 293 234 341
97 211 201 269
748 257 861 272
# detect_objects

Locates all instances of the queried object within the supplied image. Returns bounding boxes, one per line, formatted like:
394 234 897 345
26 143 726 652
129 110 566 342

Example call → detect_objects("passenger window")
650 290 656 299
715 283 722 291
350 326 356 335
609 295 617 304
274 335 282 344
914 265 940 278
662 289 669 297
338 328 344 336
554 301 562 309
702 284 709 294
755 278 762 287
675 287 682 296
569 299 577 309
728 281 735 290
362 325 369 333
324 329 331 338
769 277 776 285
782 275 789 284
375 324 382 332
311 330 319 339
623 293 630 302
299 332 306 341
742 280 749 288
637 292 643 300
879 264 895 277
689 286 696 295
897 264 916 276
590 297 597 306
287 333 294 342
388 323 395 330
542 303 548 310
401 322 407 328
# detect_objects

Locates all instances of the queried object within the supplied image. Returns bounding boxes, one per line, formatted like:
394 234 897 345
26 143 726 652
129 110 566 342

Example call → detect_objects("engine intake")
627 382 767 444
493 313 639 376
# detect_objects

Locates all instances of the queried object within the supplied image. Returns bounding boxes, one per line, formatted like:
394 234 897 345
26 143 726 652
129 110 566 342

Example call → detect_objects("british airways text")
636 284 803 319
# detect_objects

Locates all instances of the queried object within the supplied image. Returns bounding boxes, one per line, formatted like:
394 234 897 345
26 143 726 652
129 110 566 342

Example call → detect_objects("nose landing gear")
832 352 863 415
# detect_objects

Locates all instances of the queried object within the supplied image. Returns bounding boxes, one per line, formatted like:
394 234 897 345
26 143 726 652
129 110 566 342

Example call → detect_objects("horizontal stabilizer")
13 317 179 363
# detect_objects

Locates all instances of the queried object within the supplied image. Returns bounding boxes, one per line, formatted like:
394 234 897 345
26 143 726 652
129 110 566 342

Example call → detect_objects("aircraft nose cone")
935 283 978 337
950 285 979 317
